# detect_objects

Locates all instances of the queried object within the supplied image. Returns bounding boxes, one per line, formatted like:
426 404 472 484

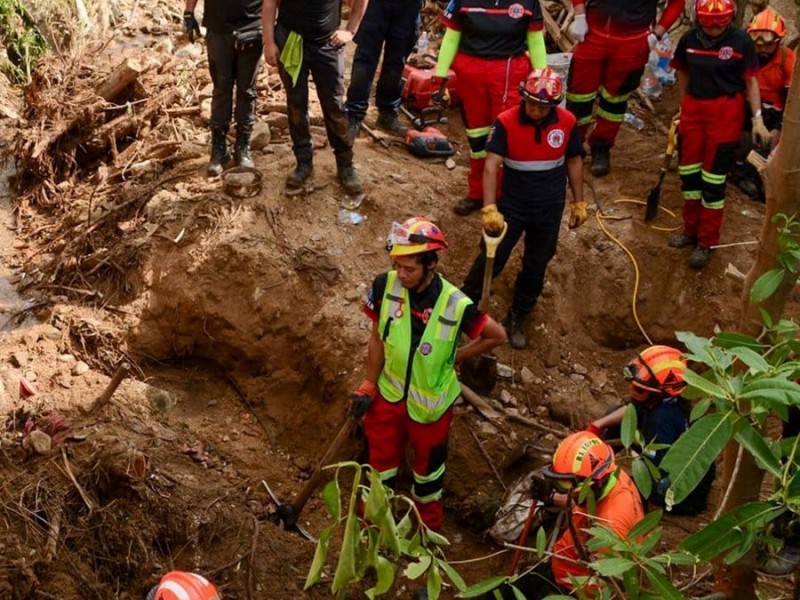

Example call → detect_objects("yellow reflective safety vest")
377 271 472 423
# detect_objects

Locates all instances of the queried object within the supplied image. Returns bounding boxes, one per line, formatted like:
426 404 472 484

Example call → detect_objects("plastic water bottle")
640 64 662 98
652 34 676 86
338 209 365 225
624 112 645 131
416 32 430 55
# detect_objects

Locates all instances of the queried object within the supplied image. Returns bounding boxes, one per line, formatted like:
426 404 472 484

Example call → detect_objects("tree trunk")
714 56 800 599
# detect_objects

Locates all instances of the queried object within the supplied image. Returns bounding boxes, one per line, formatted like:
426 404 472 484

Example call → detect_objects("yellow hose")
593 198 681 345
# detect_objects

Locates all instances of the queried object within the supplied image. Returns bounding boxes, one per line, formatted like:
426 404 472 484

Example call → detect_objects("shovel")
644 118 679 223
461 223 508 394
263 416 357 541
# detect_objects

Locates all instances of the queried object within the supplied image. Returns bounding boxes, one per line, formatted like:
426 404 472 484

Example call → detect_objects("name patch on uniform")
718 46 734 60
508 3 525 18
419 342 433 356
547 129 565 149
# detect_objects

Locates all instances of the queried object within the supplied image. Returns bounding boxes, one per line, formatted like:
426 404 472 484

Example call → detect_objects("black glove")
183 11 201 43
348 393 372 419
530 474 552 500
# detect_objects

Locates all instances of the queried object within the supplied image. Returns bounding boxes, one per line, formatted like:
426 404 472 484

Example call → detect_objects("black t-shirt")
201 0 262 33
441 0 543 59
364 273 486 349
672 26 759 99
277 0 342 44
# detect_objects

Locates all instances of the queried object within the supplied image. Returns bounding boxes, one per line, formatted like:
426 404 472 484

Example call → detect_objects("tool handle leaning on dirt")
360 121 389 148
644 118 679 223
85 362 130 413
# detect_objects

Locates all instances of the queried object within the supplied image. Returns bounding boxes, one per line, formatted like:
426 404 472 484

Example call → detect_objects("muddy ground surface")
1 1 799 599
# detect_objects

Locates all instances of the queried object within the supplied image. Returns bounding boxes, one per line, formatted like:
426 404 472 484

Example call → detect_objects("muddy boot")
454 197 482 216
286 160 313 189
207 127 229 176
668 233 697 248
376 111 408 136
504 312 528 350
234 125 254 168
590 140 611 177
688 246 713 269
338 163 363 195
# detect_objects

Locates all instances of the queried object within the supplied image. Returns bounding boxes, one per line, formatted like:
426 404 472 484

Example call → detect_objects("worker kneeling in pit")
483 432 644 599
461 68 586 351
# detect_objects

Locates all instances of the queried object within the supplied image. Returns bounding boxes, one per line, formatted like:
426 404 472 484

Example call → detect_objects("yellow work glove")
481 204 505 236
751 114 771 149
568 201 588 228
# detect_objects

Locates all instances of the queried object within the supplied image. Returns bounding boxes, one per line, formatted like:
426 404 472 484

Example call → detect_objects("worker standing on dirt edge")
483 432 644 599
146 571 221 600
433 0 548 217
669 0 766 269
566 0 683 177
351 217 506 532
586 345 715 515
261 0 368 196
345 0 422 139
461 69 585 351
183 0 263 177
730 8 796 202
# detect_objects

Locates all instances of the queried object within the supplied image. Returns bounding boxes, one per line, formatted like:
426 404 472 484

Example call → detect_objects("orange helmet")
747 8 787 42
623 345 687 400
541 432 617 486
519 68 564 107
147 572 220 600
387 217 448 257
695 0 735 28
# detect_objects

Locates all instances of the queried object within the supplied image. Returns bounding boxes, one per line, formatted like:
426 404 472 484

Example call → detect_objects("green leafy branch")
749 212 800 304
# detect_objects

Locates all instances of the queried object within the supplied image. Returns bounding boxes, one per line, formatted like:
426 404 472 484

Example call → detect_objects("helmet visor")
524 77 562 104
750 30 778 44
698 13 732 28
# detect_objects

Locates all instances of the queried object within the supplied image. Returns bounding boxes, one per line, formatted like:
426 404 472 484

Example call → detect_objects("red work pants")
453 52 530 200
566 29 649 147
678 93 745 248
364 394 453 531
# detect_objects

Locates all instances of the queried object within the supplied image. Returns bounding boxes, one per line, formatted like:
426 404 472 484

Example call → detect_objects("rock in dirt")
72 361 90 376
543 345 560 368
201 97 212 123
26 430 52 455
250 122 271 151
344 287 361 302
39 325 62 342
496 363 514 379
10 351 28 368
265 112 289 130
500 389 517 407
520 366 535 385
134 382 177 413
572 363 588 375
23 370 38 383
292 456 312 472
57 353 76 363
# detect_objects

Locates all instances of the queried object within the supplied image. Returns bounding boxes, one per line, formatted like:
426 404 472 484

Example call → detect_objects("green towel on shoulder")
280 31 303 87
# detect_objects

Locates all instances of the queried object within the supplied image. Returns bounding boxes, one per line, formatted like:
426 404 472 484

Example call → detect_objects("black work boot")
688 246 713 269
338 163 363 195
376 111 408 136
286 161 313 189
504 312 528 350
590 140 611 177
207 127 229 176
233 125 254 168
668 233 697 248
453 197 482 216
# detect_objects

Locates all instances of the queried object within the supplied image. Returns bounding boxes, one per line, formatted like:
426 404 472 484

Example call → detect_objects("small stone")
200 98 212 123
344 288 361 302
23 370 37 383
533 377 543 386
10 351 28 368
496 363 514 379
57 354 76 363
250 121 272 151
535 405 549 418
293 456 312 472
222 435 231 442
569 373 585 383
572 363 588 375
543 345 560 368
27 430 52 455
478 421 498 436
520 366 535 385
500 389 517 407
445 158 456 170
72 361 90 376
452 533 463 544
40 325 61 341
207 399 219 407
265 112 289 130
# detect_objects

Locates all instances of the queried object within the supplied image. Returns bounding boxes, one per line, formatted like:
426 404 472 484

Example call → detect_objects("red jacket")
757 46 796 111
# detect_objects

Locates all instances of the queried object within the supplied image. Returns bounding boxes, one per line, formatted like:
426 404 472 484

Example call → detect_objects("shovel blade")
460 353 498 394
644 172 666 222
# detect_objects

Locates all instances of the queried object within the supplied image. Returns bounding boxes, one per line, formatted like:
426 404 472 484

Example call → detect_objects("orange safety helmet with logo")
146 571 221 600
747 7 787 43
623 345 688 402
386 217 449 257
518 68 564 107
541 431 617 493
695 0 736 28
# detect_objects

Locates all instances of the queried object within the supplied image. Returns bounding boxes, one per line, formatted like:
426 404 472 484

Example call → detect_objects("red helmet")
147 572 220 600
519 68 564 107
541 432 617 486
695 0 735 29
387 217 448 257
747 8 787 42
623 345 688 400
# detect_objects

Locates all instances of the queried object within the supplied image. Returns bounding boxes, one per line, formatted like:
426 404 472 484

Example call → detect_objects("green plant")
749 213 800 304
0 0 48 83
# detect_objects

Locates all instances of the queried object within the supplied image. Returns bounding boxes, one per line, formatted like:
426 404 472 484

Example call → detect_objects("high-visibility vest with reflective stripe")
377 271 471 423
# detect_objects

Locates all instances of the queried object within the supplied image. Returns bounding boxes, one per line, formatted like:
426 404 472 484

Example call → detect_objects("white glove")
571 14 588 42
647 33 658 49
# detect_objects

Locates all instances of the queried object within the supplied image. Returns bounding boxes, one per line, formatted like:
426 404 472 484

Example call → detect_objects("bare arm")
456 316 507 364
184 0 198 11
590 405 627 431
331 0 369 47
364 320 385 385
262 0 279 66
676 69 688 103
566 155 584 204
482 152 503 208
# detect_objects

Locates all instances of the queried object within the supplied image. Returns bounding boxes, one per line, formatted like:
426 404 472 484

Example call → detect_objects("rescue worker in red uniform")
147 572 220 600
731 8 796 201
669 0 767 269
433 0 548 217
482 431 645 599
567 0 684 177
351 218 506 530
461 69 586 350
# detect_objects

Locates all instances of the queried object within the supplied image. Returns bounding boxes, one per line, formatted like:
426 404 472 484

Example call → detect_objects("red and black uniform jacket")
572 0 683 37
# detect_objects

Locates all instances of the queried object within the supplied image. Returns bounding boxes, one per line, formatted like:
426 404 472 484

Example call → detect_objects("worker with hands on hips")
566 0 684 178
432 0 548 218
461 69 586 351
350 217 506 531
